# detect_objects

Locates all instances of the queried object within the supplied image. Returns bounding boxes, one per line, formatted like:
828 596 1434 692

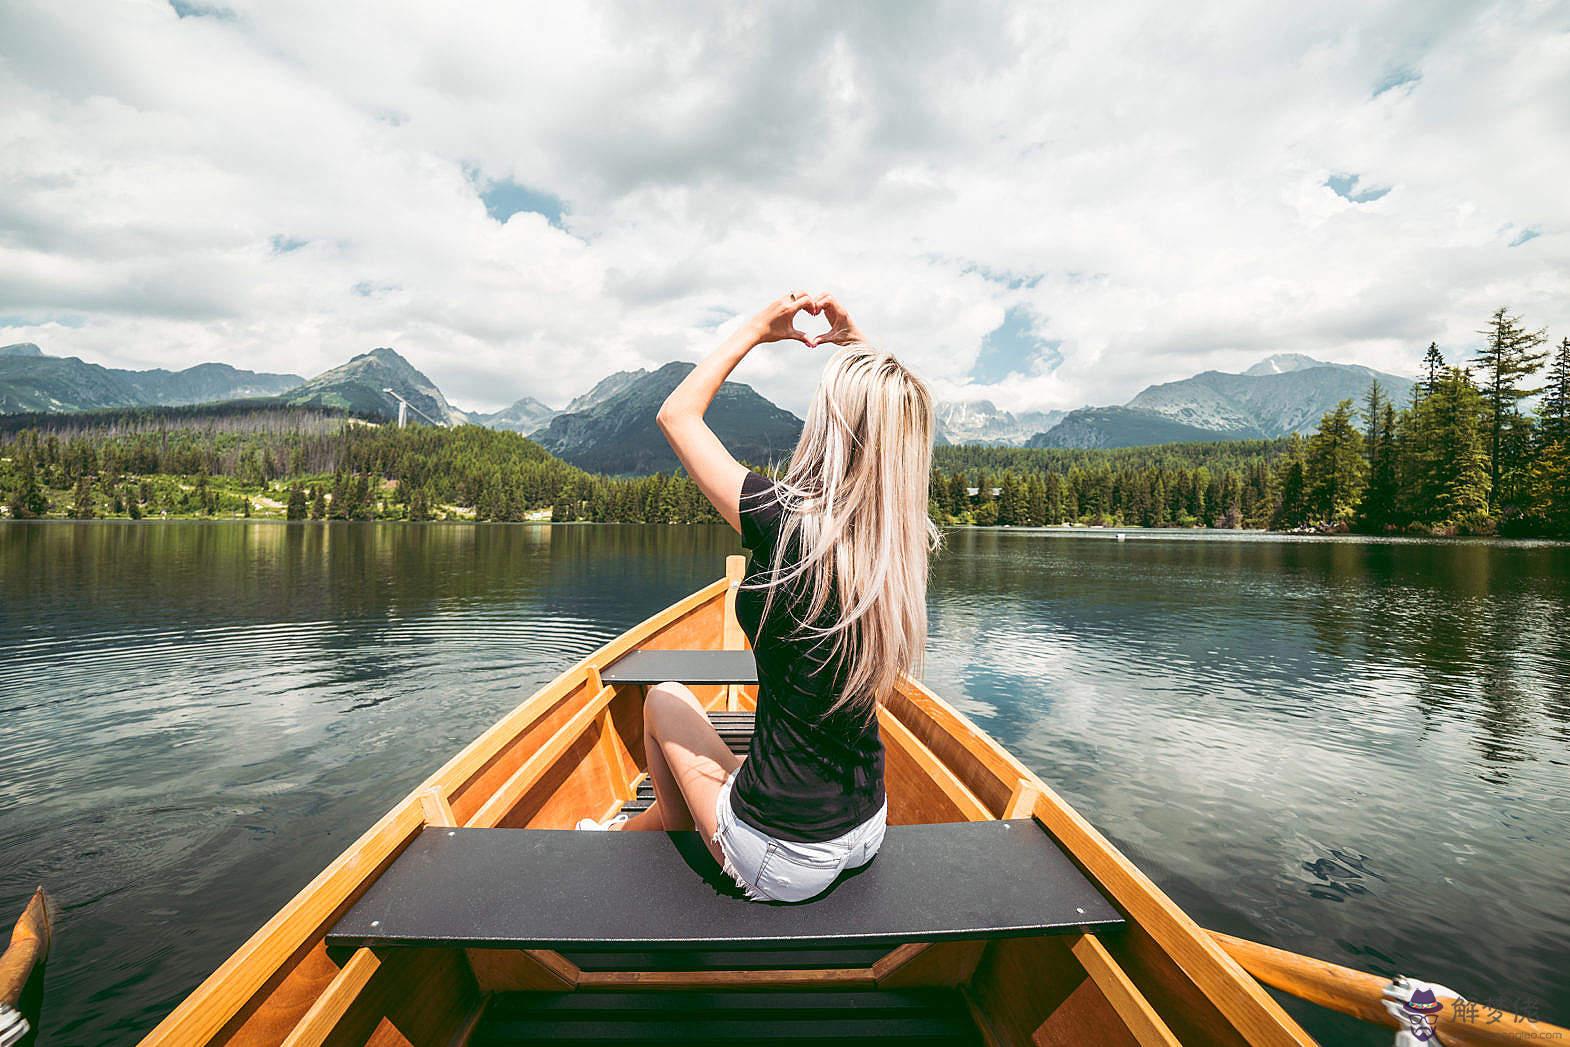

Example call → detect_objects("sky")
1 1 1567 416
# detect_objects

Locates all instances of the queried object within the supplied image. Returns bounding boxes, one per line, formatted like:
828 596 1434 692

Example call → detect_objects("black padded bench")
326 819 1123 952
599 649 759 685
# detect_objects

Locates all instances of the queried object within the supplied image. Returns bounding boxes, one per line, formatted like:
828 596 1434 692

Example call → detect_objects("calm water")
1 523 1567 1045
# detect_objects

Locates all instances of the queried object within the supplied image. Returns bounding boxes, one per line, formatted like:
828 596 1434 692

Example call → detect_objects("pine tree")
1421 342 1444 396
1473 307 1548 509
310 485 326 520
70 475 97 519
7 455 48 519
1304 400 1367 525
286 485 308 520
1402 367 1491 530
1359 400 1400 533
1540 336 1570 447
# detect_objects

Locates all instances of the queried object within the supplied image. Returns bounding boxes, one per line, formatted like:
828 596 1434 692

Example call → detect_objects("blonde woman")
578 291 940 905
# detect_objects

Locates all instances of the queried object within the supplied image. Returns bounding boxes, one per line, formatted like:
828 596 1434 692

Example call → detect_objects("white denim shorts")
711 771 888 903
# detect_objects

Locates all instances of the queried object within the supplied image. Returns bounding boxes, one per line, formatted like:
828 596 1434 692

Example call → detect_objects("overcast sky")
2 1 1566 415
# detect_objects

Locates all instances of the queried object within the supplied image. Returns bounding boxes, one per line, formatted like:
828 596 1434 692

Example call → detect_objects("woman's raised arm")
656 292 815 532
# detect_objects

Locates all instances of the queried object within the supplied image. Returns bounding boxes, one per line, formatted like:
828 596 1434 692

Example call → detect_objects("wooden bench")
326 819 1124 953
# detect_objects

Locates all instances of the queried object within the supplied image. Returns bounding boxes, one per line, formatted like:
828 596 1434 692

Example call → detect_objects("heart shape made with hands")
791 307 832 344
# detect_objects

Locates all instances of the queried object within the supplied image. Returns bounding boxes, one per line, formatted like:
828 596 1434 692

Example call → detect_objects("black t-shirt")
729 470 886 842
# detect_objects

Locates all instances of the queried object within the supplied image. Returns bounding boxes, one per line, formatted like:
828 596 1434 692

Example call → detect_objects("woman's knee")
644 681 702 730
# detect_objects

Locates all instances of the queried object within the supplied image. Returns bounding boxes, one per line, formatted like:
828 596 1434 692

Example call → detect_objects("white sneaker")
575 814 630 831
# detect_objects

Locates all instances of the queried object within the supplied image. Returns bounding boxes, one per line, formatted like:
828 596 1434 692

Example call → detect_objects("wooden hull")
139 556 1560 1046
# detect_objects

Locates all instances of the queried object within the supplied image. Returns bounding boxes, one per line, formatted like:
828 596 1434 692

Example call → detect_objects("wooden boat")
0 888 52 1047
143 556 1564 1046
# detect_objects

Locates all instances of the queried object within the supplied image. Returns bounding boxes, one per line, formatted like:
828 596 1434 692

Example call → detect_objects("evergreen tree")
1540 336 1570 447
1473 307 1548 509
1304 401 1367 525
70 475 97 518
286 485 308 520
310 485 326 520
1360 400 1400 533
6 455 49 519
1402 367 1491 530
1421 342 1444 396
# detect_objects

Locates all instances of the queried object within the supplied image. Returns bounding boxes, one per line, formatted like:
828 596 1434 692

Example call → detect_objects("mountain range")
0 340 1417 472
1026 354 1415 449
0 342 302 414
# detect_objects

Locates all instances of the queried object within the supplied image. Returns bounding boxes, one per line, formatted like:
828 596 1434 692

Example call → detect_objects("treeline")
2 306 1566 536
930 308 1570 538
0 413 727 524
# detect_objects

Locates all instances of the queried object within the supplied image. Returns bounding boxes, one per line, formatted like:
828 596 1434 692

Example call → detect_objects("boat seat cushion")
326 819 1124 952
599 649 758 685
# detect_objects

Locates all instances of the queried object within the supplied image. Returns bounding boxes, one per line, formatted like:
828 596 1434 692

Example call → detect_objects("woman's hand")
808 293 867 347
745 292 818 346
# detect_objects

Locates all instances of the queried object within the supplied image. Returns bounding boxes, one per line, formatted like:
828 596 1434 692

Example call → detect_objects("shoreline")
3 516 1565 547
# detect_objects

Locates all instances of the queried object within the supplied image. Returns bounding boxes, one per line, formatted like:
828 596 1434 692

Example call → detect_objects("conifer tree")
1540 336 1570 447
287 485 308 520
1304 400 1367 525
310 485 326 520
1421 342 1444 396
1473 308 1548 508
70 475 97 518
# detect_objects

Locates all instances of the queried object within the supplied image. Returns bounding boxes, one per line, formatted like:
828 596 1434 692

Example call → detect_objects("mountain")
563 369 647 415
1026 354 1417 449
531 361 803 475
0 344 302 414
1027 406 1263 449
474 396 557 433
116 362 303 406
1125 355 1415 437
936 400 1065 446
284 347 467 425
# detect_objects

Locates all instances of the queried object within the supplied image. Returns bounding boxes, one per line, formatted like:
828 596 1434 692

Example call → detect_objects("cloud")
1 1 1567 413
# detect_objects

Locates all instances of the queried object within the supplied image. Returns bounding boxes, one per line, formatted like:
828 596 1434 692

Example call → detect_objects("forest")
2 309 1566 538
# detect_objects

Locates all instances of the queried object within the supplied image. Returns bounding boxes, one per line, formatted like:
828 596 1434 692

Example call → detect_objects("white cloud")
1 0 1566 414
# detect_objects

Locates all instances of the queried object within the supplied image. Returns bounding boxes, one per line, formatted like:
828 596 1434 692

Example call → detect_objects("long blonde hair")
749 343 941 719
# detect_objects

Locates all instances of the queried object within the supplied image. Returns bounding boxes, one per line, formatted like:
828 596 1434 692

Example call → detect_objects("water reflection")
927 530 1570 1042
0 522 1566 1044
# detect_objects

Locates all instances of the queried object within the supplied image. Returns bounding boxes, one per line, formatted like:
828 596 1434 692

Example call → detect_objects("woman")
579 291 940 905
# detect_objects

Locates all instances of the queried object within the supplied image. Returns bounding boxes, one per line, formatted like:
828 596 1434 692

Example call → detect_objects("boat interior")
140 556 1381 1046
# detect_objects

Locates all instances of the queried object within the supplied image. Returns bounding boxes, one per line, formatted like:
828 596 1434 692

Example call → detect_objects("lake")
1 522 1567 1044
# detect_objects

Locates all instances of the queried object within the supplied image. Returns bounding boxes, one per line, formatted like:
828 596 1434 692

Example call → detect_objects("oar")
1209 929 1568 1047
0 887 53 1047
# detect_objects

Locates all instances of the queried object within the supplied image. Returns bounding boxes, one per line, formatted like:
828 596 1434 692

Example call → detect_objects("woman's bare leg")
619 682 740 861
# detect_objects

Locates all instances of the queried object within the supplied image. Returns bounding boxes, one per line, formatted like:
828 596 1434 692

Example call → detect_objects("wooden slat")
418 787 456 828
873 941 987 988
1005 779 1045 819
722 553 745 651
466 948 579 993
1072 934 1182 1047
576 967 877 990
278 947 381 1047
466 685 618 829
878 709 992 822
